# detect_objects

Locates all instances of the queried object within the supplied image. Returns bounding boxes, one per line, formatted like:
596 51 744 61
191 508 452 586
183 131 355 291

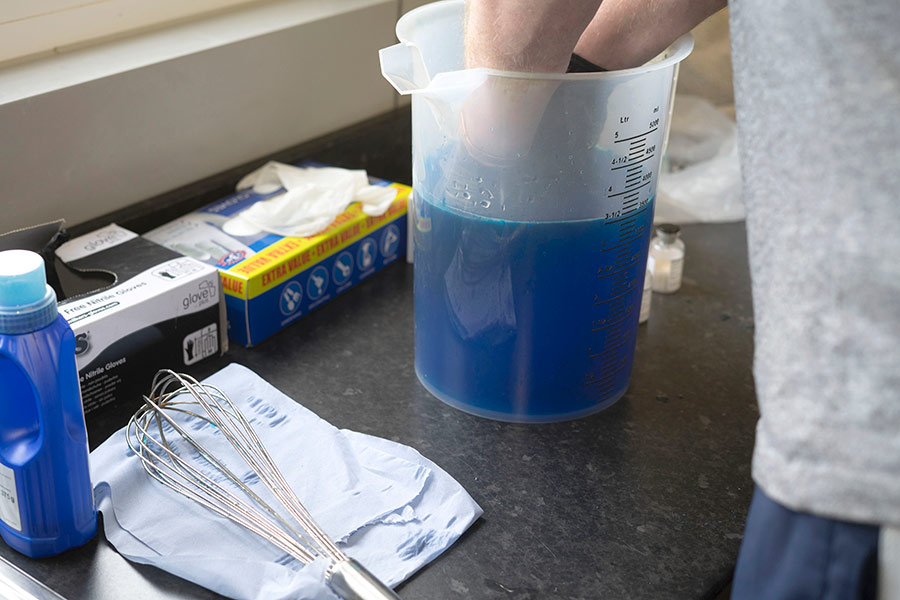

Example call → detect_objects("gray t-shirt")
729 1 900 526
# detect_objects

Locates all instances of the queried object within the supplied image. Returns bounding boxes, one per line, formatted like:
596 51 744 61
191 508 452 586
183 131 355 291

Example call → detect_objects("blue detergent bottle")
0 249 97 557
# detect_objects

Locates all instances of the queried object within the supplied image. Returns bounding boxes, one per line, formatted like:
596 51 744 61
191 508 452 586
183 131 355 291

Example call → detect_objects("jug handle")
379 42 431 95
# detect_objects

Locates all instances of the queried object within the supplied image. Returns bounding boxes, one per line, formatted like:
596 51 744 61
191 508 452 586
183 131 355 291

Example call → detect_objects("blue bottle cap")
0 250 58 334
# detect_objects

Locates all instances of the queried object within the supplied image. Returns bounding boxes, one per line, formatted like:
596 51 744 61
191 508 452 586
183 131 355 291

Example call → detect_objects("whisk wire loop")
125 370 400 600
128 391 321 563
153 371 346 561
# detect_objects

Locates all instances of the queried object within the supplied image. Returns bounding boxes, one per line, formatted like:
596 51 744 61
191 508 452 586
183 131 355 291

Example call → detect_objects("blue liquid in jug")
413 193 653 422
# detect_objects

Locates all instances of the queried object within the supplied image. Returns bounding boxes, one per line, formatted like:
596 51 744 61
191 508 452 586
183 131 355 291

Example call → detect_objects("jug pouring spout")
380 42 488 99
379 42 431 95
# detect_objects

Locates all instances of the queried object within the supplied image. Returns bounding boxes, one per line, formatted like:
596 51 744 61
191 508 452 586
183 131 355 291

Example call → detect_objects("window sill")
0 0 395 105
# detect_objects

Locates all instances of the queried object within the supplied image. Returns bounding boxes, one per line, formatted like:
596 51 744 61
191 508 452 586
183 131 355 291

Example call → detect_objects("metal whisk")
125 370 401 600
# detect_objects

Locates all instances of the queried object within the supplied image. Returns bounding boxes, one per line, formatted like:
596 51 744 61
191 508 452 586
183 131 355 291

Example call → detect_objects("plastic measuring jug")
380 0 692 423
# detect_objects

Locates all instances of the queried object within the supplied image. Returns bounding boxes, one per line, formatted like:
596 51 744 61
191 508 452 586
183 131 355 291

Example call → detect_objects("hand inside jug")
459 77 560 166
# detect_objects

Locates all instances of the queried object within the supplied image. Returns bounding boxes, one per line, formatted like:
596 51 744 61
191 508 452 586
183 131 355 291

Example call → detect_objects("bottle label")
669 258 684 288
0 462 21 532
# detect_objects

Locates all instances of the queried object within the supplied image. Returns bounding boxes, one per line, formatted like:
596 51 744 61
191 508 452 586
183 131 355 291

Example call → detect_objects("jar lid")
655 223 681 243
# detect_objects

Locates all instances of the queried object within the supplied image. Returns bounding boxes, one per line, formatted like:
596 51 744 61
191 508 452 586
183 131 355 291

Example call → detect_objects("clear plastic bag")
656 95 744 223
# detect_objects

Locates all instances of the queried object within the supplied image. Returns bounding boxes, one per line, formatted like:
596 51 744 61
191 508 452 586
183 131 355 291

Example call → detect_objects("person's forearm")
465 0 603 71
465 0 726 73
459 0 725 163
574 0 727 70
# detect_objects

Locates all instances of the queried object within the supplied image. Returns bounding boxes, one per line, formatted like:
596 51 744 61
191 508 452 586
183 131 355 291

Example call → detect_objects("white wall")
0 0 433 232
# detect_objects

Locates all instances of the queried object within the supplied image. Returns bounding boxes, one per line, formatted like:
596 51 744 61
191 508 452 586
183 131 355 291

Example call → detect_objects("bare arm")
460 0 725 162
574 0 728 70
464 0 603 71
465 0 727 72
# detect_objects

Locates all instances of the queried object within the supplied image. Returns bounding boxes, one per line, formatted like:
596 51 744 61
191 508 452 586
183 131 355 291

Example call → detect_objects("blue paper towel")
90 363 482 600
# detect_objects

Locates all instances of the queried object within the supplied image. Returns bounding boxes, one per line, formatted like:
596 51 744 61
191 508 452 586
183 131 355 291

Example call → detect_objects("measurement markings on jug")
612 155 655 170
603 204 650 224
595 335 627 359
592 287 633 305
584 364 626 392
618 216 637 231
600 234 641 252
614 258 631 275
628 170 652 189
611 274 630 296
590 304 628 332
598 340 628 362
622 192 640 211
599 337 629 359
586 112 661 396
586 354 625 374
625 168 644 183
609 298 631 324
613 127 659 144
609 181 651 197
597 357 626 376
628 144 646 160
596 264 637 280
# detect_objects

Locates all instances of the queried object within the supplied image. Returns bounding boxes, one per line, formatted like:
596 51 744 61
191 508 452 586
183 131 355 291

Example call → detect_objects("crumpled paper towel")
90 363 482 600
225 162 398 237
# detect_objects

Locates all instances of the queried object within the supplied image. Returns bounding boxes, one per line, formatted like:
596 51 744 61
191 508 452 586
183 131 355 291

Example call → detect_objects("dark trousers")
732 486 879 600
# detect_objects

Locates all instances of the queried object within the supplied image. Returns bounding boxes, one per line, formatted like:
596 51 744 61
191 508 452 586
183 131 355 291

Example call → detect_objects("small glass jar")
648 223 684 294
639 267 652 324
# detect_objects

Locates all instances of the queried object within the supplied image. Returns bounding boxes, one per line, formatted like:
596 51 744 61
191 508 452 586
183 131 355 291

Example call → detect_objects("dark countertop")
0 109 757 599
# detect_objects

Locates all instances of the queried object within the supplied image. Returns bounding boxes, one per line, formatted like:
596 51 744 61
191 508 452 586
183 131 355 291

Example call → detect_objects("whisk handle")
327 558 403 600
